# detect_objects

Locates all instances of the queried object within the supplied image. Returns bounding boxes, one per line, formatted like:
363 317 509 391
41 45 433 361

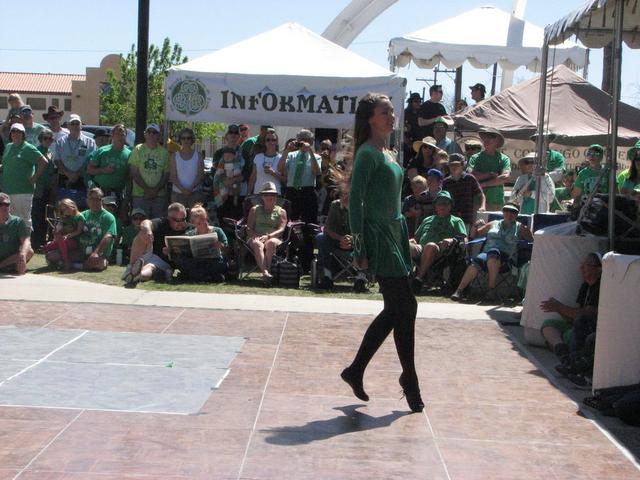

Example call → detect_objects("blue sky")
2 0 639 107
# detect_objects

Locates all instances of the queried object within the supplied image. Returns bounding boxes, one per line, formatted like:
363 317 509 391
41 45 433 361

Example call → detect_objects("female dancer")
341 93 424 412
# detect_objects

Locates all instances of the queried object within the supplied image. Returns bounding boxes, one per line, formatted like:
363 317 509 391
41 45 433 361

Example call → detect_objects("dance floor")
0 300 638 479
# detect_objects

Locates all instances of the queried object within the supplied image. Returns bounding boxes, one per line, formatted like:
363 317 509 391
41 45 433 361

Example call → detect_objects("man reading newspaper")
165 203 229 282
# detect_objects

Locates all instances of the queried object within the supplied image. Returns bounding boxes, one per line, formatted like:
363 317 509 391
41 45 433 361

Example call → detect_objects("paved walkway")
0 275 638 479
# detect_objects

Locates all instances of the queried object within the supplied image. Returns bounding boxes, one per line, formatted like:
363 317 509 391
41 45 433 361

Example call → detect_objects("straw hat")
259 181 278 195
412 136 438 154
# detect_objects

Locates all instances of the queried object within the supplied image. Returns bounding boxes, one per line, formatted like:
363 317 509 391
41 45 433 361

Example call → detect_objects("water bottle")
116 249 123 266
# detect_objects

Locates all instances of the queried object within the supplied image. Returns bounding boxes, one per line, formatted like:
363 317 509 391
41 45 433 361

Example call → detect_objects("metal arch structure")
322 0 399 48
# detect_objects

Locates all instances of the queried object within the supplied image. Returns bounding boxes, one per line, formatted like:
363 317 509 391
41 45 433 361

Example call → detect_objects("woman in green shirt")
341 93 423 413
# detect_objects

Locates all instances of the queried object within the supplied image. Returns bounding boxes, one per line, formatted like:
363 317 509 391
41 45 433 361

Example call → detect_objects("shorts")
142 251 171 273
471 248 512 273
541 318 574 345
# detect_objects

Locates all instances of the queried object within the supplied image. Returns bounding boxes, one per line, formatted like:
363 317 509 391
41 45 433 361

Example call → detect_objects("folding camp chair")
223 195 301 281
465 216 533 300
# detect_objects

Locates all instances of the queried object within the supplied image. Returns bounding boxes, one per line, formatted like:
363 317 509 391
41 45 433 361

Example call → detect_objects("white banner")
165 74 406 129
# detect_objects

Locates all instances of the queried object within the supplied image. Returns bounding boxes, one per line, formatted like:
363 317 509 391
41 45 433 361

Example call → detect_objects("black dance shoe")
340 367 369 401
399 373 425 413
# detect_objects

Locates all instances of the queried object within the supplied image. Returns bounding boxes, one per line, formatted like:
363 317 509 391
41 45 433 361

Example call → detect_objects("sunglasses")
10 129 23 134
169 216 187 222
586 152 603 157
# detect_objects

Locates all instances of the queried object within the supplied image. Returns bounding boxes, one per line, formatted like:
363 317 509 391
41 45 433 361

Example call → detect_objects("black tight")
348 276 419 387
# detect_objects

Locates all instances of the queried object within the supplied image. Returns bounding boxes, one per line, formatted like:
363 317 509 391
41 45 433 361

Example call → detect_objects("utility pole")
135 0 150 144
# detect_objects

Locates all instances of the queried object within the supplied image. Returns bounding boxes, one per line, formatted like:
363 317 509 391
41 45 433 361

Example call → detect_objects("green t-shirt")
34 145 56 197
574 166 609 196
617 169 630 191
1 142 43 195
349 144 411 277
25 123 45 146
414 214 467 246
468 151 511 207
90 144 131 191
121 225 138 251
129 144 169 197
240 135 259 163
0 215 29 260
79 208 117 257
555 187 572 203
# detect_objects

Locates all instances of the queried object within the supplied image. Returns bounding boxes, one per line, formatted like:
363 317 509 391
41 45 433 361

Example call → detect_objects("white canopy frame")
388 5 587 91
538 0 640 249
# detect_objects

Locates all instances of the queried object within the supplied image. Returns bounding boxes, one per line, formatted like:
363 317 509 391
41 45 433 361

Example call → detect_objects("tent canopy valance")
165 22 405 129
545 0 640 48
388 5 586 72
453 64 640 146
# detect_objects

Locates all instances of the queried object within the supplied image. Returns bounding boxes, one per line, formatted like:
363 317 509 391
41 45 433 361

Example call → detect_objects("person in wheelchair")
246 181 287 285
409 191 467 294
315 189 367 292
450 202 533 302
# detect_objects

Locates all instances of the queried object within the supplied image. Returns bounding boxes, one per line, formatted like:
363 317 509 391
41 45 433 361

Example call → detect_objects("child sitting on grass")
120 208 147 263
44 199 84 271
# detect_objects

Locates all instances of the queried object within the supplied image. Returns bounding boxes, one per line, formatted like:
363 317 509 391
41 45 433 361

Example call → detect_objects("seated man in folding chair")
246 181 287 286
315 188 368 292
450 202 533 302
409 191 467 294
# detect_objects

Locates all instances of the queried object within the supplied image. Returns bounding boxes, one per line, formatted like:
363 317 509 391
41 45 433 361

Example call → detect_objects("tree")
100 38 187 128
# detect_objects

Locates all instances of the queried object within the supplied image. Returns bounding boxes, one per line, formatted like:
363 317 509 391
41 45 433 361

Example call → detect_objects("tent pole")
534 41 550 215
454 66 462 105
490 63 498 96
608 0 624 251
583 48 590 80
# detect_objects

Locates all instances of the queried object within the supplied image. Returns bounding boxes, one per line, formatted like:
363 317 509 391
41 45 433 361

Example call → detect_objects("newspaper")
164 232 220 260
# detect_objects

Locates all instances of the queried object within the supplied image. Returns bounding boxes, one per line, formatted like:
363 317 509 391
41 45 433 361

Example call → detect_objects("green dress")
349 143 411 277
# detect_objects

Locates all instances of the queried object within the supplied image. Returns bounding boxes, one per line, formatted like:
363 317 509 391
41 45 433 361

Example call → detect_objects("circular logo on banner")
170 78 209 115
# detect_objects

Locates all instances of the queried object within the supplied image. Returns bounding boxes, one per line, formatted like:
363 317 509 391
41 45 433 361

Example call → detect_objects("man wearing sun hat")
42 106 69 141
432 117 462 156
468 127 511 211
128 123 169 219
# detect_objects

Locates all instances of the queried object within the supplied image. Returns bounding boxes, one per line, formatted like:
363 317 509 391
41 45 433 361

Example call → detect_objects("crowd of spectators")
1 90 635 311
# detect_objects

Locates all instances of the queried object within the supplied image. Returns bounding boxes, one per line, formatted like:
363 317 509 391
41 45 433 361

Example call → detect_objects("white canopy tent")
388 5 586 90
165 22 405 129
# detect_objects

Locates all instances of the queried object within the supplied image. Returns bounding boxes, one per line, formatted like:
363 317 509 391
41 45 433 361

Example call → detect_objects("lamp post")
135 0 149 145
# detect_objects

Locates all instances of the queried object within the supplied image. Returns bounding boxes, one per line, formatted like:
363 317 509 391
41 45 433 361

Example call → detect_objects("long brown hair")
342 93 390 189
352 93 389 159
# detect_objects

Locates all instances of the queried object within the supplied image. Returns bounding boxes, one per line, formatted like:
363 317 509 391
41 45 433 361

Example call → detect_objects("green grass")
27 254 456 302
